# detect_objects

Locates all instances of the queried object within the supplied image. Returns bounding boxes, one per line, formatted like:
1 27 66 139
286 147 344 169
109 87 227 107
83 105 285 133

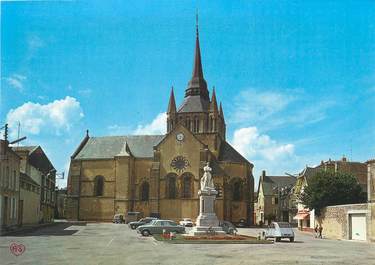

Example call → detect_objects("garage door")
350 213 366 241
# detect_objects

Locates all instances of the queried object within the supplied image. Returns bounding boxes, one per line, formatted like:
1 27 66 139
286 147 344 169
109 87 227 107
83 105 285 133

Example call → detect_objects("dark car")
128 217 158 229
113 214 125 224
137 219 185 236
236 219 247 228
220 221 238 234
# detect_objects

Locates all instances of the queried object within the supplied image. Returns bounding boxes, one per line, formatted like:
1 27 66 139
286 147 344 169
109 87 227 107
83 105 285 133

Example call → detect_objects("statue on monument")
200 162 215 190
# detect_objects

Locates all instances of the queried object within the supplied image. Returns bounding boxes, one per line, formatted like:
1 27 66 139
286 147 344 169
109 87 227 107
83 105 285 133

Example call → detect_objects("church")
65 20 255 225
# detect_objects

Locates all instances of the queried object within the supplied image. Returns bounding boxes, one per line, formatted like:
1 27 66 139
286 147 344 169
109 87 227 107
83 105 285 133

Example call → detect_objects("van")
125 212 142 223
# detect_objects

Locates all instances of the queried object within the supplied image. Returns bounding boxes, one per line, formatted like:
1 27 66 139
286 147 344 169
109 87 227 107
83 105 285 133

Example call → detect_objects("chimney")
261 170 266 181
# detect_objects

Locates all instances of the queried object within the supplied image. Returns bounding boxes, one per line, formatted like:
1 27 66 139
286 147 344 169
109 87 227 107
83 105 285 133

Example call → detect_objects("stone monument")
190 162 225 235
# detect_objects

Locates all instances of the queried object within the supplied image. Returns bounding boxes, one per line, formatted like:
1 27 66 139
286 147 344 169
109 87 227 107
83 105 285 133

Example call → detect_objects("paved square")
0 222 374 265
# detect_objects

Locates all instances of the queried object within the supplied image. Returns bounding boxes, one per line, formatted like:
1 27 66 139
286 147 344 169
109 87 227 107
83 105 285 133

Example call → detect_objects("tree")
300 171 366 216
265 213 276 223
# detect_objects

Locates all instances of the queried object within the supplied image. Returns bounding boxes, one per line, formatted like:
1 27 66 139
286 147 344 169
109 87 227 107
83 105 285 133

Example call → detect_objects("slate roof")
299 166 321 183
262 175 296 196
12 146 38 153
218 141 248 164
74 135 165 159
13 145 55 174
177 95 209 113
210 158 227 176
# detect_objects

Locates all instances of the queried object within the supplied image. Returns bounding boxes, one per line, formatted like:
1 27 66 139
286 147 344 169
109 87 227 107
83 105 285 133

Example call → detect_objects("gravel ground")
0 222 374 265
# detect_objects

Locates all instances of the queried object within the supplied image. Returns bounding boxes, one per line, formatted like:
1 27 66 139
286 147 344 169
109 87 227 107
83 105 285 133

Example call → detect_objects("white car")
264 222 295 242
179 218 194 227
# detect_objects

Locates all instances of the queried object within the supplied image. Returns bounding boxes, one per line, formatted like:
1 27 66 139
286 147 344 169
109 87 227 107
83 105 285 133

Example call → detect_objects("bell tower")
166 14 226 152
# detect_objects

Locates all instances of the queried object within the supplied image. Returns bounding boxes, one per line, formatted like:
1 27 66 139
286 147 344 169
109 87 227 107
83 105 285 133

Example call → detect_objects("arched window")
186 117 191 130
94 175 104 196
167 176 177 199
232 180 242 201
140 182 149 201
181 173 193 198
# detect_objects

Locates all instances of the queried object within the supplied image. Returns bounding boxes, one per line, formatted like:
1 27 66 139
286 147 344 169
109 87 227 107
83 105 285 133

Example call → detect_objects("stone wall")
20 187 40 225
0 141 21 231
320 203 367 240
367 159 375 242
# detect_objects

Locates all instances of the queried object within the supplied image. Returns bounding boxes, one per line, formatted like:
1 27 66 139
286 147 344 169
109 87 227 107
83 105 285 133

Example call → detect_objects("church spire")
167 86 176 113
210 86 218 112
185 12 209 100
219 101 224 119
192 12 204 80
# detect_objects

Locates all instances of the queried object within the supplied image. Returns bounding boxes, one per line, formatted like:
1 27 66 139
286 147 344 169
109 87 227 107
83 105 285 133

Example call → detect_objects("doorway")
2 197 8 226
349 213 366 241
18 200 23 225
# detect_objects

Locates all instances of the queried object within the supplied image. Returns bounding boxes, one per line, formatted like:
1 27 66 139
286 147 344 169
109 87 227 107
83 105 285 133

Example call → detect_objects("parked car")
264 222 295 242
125 211 142 224
220 221 238 234
179 218 194 227
128 217 158 229
236 218 247 228
137 219 185 236
112 214 125 224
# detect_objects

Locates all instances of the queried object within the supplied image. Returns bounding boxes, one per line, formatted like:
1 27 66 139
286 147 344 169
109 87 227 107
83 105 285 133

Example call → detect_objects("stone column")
190 188 225 235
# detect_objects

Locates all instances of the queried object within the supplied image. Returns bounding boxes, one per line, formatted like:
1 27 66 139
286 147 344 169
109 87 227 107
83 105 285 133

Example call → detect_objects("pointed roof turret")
167 87 176 113
219 102 225 119
210 87 218 112
184 12 209 101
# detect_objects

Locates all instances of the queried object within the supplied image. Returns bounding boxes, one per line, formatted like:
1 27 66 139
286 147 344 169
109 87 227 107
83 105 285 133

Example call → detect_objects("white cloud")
230 88 333 130
231 126 298 186
78 88 92 96
5 74 27 91
6 96 84 137
231 89 295 124
231 127 294 162
133 112 167 135
28 35 44 49
106 113 167 136
107 124 131 136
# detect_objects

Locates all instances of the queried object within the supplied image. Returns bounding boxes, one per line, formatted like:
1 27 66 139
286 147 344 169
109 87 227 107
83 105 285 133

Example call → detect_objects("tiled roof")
210 158 227 176
218 141 249 164
177 95 209 113
74 135 165 159
12 146 38 153
13 145 55 174
262 175 296 196
299 166 321 182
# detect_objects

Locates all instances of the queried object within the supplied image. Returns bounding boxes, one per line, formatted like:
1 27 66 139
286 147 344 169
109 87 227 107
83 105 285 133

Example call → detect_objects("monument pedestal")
190 188 225 236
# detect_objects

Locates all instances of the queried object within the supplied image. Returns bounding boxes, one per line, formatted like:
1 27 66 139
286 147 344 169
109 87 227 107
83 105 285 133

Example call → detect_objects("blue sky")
2 1 375 188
